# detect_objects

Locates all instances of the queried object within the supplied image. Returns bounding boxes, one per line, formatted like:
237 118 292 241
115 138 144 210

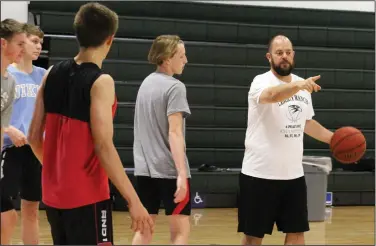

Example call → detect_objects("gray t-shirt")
1 73 16 128
133 72 191 179
1 73 16 180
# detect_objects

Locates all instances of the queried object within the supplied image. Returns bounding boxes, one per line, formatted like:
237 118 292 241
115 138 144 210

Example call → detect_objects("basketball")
330 126 366 164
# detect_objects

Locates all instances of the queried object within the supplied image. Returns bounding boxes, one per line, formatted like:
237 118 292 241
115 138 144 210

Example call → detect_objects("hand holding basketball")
330 126 366 164
297 75 321 93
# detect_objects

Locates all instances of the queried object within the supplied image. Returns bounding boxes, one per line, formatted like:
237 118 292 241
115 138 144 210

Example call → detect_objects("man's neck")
74 48 106 68
1 53 11 76
14 58 34 74
271 69 292 83
156 66 173 76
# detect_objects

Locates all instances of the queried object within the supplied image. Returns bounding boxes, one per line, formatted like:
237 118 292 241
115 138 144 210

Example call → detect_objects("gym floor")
10 206 374 245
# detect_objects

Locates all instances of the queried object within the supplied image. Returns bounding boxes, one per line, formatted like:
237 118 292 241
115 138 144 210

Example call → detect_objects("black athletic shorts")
136 176 191 216
45 199 113 245
0 184 14 213
1 145 42 202
237 173 310 238
0 152 14 213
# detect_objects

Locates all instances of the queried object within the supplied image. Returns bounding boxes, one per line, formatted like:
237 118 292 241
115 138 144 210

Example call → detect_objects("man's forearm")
169 131 187 177
262 83 301 103
95 143 141 207
304 120 333 144
29 140 44 164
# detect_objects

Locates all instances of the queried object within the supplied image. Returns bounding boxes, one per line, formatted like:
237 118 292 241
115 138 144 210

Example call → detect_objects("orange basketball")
330 127 366 164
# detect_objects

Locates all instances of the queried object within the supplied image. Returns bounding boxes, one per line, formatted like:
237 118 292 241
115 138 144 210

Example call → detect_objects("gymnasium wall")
193 0 375 12
1 1 29 22
10 1 376 209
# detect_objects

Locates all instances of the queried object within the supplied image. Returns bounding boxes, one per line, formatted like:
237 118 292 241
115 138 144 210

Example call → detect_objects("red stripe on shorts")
172 179 190 215
98 243 112 246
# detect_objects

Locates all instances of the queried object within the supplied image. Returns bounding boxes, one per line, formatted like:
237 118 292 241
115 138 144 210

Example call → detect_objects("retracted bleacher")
30 1 375 206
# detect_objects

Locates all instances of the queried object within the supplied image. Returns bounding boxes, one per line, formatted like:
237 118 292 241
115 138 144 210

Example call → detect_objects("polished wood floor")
10 206 374 245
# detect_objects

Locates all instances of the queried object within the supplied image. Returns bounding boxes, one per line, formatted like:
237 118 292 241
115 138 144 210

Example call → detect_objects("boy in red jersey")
28 3 153 244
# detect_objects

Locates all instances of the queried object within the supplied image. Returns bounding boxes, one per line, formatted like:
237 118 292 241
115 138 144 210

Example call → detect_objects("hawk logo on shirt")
287 104 302 123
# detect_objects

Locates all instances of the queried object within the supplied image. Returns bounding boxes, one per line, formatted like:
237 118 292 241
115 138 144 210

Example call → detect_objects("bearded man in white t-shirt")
237 35 334 245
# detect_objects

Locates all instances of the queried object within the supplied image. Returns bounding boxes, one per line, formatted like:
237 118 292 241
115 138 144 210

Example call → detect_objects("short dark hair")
0 18 25 41
267 34 293 52
23 23 44 39
73 2 119 48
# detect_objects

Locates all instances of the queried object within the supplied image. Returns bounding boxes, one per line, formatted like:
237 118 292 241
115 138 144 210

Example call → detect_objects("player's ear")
106 35 114 46
1 38 8 49
266 52 271 62
291 50 295 58
164 58 171 66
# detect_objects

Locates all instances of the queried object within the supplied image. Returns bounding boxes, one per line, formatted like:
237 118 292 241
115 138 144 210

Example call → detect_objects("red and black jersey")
42 59 117 209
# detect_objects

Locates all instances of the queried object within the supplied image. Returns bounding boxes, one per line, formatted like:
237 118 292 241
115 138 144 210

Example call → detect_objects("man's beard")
272 59 294 76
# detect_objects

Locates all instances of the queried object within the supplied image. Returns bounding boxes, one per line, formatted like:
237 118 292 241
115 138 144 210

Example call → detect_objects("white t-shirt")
241 70 315 180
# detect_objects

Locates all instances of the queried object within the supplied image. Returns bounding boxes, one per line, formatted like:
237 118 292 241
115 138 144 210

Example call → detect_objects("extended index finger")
310 75 321 82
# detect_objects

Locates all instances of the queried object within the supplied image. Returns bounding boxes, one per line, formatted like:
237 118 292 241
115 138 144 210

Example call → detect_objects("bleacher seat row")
37 11 375 49
30 1 375 169
47 35 375 70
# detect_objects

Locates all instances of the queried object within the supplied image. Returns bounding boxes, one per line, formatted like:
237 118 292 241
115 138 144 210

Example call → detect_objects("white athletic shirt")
241 70 315 180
